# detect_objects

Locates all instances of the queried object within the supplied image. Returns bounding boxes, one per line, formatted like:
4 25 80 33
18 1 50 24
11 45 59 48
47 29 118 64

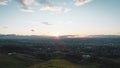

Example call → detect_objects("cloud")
16 0 54 12
0 1 8 5
74 0 92 6
16 0 36 13
30 29 35 32
0 0 92 12
1 26 8 29
63 8 71 13
33 1 41 6
16 0 35 6
16 0 52 6
41 22 52 25
3 26 8 29
40 6 62 12
36 0 51 5
40 6 71 13
20 7 34 12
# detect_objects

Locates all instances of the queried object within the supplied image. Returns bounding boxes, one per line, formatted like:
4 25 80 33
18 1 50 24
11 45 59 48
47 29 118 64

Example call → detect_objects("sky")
0 0 120 36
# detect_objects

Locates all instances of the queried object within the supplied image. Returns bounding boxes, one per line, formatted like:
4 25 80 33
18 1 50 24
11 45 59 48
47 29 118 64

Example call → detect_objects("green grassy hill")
0 54 99 68
29 59 80 68
0 54 40 68
29 59 99 68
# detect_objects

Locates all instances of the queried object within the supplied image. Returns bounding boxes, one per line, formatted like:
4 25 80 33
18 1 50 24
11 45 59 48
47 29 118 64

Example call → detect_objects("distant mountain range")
0 34 55 39
0 34 120 39
86 35 120 38
58 35 120 38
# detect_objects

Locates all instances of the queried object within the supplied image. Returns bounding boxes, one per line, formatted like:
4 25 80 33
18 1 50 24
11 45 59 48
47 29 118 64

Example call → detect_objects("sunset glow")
0 0 120 36
52 32 60 37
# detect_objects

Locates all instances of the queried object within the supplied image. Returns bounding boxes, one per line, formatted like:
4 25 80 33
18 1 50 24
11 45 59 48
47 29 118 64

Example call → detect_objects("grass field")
0 54 99 68
0 54 40 68
29 59 99 68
